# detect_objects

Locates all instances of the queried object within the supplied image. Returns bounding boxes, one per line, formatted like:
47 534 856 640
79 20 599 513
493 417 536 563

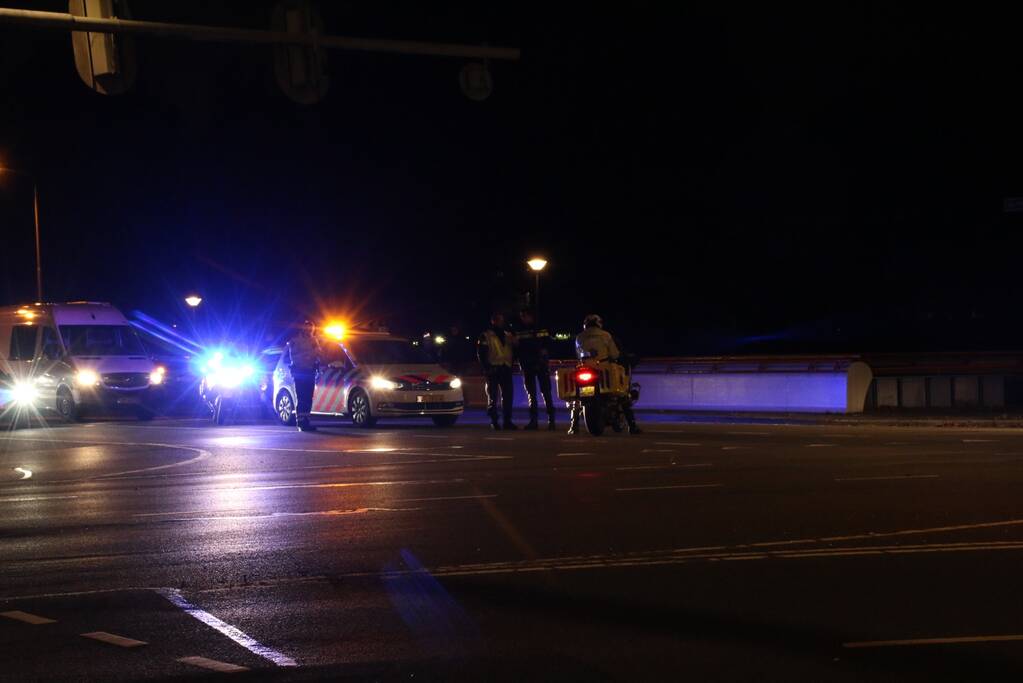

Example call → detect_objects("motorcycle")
557 358 641 436
197 350 263 425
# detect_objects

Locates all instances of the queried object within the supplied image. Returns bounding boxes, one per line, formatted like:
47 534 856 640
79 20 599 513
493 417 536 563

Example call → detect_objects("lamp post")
184 295 202 308
527 257 547 323
0 166 43 301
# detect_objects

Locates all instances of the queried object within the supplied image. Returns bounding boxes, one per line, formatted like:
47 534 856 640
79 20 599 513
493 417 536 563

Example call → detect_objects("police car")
272 331 464 428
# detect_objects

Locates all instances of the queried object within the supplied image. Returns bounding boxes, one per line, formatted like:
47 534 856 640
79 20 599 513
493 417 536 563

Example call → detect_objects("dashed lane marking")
81 631 147 648
616 483 721 492
835 474 939 482
0 610 55 625
177 656 249 673
156 588 297 667
844 634 1023 649
12 468 31 480
0 495 79 503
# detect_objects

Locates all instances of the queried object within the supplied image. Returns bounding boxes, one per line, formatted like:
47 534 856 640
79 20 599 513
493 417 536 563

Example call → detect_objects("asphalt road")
3 410 1023 681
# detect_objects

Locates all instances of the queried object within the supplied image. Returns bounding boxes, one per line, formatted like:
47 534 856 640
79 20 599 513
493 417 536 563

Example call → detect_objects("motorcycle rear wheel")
583 402 605 436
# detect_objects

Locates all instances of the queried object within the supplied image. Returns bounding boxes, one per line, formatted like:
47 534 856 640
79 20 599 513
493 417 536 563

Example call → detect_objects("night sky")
3 2 1023 355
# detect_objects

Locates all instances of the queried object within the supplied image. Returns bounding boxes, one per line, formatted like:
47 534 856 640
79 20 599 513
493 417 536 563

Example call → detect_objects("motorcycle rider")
477 311 517 430
570 314 642 435
287 320 322 432
516 308 556 431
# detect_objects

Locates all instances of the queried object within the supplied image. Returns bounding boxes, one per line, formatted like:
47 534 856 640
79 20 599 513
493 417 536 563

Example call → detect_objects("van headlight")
370 377 398 390
12 382 38 405
75 369 100 387
450 377 462 389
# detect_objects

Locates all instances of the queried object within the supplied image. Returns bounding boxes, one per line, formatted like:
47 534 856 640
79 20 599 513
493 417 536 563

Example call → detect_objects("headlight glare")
12 382 38 405
370 376 398 390
450 377 462 389
76 369 100 387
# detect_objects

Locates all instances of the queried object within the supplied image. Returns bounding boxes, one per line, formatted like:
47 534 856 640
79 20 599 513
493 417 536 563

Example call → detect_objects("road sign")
69 0 136 95
272 0 329 105
459 61 493 101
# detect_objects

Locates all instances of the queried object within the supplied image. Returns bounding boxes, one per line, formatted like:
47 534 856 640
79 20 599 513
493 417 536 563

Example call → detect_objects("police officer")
570 314 642 435
477 311 516 430
516 308 556 430
287 320 322 432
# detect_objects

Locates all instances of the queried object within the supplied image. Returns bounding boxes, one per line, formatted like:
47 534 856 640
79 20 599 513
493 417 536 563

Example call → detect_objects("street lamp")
0 166 43 301
527 257 548 323
184 295 202 308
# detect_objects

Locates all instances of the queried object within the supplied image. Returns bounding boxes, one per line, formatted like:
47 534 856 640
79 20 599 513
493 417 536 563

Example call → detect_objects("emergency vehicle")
272 330 464 427
0 302 164 420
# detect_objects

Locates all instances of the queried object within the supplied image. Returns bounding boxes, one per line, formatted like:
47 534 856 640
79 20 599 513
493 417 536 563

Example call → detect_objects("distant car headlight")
370 376 398 390
450 377 462 389
76 369 100 387
12 381 38 405
149 366 166 385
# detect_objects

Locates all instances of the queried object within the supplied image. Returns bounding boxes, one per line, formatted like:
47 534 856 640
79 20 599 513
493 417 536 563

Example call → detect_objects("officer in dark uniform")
516 308 556 430
287 320 322 432
477 312 516 430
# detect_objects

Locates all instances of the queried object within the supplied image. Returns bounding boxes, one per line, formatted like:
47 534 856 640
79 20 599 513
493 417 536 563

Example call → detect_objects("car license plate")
417 394 444 403
579 386 596 397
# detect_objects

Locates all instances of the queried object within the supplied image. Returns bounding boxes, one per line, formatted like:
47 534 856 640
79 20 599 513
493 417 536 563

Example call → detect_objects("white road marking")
81 631 147 648
641 448 676 453
806 444 835 448
392 494 497 503
655 442 701 447
0 495 79 503
136 507 420 522
230 477 465 493
963 439 998 443
616 483 721 492
177 656 249 673
835 474 939 482
556 452 593 457
844 634 1023 649
721 446 749 450
3 437 210 480
156 588 297 667
616 464 711 471
12 467 31 479
0 610 55 625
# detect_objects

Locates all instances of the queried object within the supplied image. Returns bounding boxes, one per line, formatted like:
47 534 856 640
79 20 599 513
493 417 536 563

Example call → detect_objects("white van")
0 302 164 421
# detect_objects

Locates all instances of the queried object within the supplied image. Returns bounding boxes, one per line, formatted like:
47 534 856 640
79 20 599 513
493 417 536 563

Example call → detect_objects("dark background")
2 2 1023 354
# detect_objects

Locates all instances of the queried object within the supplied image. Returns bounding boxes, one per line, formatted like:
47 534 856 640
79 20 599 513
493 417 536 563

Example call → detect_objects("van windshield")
60 325 146 356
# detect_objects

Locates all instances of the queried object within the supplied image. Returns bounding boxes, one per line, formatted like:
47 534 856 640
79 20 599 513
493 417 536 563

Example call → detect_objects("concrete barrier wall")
461 360 874 413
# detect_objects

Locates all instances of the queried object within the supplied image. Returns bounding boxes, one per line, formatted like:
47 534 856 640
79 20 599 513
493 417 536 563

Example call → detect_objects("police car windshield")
60 325 146 356
346 339 433 365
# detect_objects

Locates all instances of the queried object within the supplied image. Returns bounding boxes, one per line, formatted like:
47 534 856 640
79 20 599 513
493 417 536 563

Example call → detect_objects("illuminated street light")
324 322 346 340
527 257 548 324
185 295 202 308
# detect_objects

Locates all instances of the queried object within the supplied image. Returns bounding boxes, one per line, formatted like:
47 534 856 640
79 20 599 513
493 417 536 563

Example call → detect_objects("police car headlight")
370 377 398 390
449 377 462 390
149 367 166 386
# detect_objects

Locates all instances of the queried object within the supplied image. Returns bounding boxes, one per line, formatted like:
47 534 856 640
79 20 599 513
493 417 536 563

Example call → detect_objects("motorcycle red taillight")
575 368 597 384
